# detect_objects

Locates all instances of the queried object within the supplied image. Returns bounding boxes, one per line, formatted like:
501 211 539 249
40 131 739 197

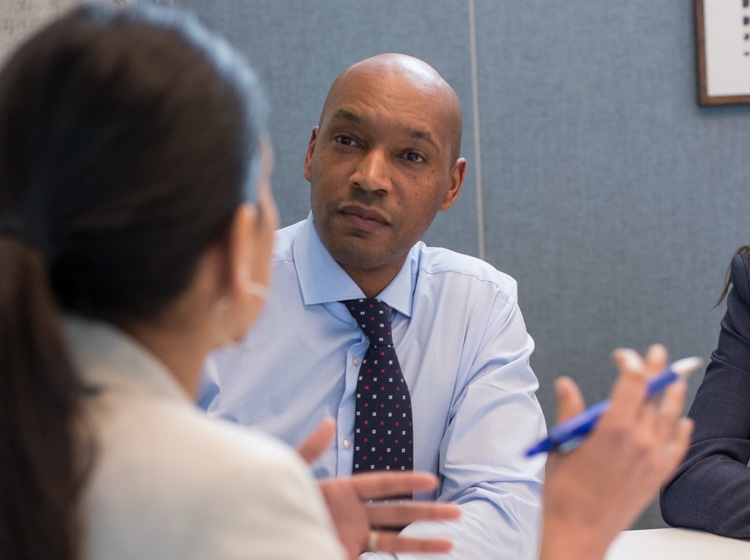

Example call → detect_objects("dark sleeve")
660 252 750 538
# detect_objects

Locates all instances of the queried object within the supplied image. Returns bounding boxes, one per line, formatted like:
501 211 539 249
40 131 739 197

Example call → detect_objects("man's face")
304 64 465 282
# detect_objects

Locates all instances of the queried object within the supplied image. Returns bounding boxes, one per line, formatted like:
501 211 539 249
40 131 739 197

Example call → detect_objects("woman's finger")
657 417 693 479
607 348 649 421
644 343 668 378
554 376 585 424
372 532 454 555
296 417 336 465
349 471 438 501
366 502 461 528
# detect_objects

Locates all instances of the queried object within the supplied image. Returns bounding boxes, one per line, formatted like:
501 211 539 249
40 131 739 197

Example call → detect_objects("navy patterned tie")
342 298 413 474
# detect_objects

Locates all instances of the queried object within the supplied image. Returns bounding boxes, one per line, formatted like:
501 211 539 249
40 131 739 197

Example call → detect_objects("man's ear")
225 203 258 304
440 157 467 211
303 127 319 182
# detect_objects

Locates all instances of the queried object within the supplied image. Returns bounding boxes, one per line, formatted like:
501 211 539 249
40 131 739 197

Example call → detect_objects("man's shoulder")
414 243 518 294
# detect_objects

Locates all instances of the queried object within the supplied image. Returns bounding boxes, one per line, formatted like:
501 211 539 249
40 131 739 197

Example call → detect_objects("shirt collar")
63 315 193 404
293 212 416 318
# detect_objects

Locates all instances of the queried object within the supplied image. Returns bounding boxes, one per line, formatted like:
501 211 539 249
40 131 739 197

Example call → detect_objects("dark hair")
0 4 267 559
717 246 750 306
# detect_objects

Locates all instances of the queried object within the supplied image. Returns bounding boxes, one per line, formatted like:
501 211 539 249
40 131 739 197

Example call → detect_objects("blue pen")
525 357 703 457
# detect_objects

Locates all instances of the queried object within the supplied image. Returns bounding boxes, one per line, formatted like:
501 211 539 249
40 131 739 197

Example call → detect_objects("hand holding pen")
527 354 701 457
538 345 695 560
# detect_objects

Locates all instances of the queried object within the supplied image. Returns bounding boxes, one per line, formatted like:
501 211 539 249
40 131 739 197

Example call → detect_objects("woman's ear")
225 203 258 304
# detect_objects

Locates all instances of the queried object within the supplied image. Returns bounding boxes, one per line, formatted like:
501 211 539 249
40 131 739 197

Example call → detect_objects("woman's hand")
299 418 460 559
539 344 693 560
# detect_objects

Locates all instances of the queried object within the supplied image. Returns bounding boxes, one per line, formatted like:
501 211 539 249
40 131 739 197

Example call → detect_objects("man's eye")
335 136 360 147
404 152 425 163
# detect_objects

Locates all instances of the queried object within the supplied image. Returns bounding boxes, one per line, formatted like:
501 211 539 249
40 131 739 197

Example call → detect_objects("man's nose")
351 149 392 194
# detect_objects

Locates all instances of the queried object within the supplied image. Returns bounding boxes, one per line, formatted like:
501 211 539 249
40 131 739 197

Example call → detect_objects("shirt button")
353 358 359 367
343 438 352 449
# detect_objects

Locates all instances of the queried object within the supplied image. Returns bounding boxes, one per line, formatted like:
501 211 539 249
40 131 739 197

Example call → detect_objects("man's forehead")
320 54 463 159
324 71 450 125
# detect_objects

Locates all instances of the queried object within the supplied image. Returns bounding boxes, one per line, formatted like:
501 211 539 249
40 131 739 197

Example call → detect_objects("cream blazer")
65 317 344 560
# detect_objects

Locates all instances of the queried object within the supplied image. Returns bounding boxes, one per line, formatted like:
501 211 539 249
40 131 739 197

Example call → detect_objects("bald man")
200 54 546 559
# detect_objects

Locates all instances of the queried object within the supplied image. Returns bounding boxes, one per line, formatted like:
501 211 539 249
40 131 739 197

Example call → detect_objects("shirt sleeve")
363 285 546 560
660 252 750 538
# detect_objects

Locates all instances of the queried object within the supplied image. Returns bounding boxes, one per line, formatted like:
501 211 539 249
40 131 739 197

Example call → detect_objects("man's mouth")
338 205 389 230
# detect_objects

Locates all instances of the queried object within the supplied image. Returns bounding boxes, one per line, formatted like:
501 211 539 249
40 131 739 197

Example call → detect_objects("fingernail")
614 348 642 372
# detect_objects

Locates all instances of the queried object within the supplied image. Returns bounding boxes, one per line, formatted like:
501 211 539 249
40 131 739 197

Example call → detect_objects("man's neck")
340 260 404 298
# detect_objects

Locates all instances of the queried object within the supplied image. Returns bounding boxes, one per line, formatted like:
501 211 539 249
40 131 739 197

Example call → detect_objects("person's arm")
378 287 546 560
660 252 750 537
540 346 692 560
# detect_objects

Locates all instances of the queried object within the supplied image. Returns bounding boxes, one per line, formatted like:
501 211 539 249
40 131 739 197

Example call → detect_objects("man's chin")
325 240 390 272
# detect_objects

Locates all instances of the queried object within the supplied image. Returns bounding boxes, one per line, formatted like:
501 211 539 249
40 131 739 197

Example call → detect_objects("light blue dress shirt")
200 214 546 559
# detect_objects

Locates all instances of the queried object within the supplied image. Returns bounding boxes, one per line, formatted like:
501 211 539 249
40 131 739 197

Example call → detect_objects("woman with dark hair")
0 4 343 559
661 246 750 537
0 5 464 559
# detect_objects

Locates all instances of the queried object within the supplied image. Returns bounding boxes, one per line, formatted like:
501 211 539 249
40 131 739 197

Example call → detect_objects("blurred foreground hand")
539 344 693 560
299 418 461 559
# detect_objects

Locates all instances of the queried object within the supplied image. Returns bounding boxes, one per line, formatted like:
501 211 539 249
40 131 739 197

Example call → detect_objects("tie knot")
341 298 393 347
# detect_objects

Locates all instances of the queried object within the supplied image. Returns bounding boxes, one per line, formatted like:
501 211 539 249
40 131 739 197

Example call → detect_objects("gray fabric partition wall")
176 0 749 529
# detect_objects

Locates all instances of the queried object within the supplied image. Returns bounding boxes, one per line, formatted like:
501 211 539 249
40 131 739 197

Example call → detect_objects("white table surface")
606 528 750 560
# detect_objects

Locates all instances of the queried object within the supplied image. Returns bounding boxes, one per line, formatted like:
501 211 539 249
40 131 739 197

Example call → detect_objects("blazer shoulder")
730 252 750 301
